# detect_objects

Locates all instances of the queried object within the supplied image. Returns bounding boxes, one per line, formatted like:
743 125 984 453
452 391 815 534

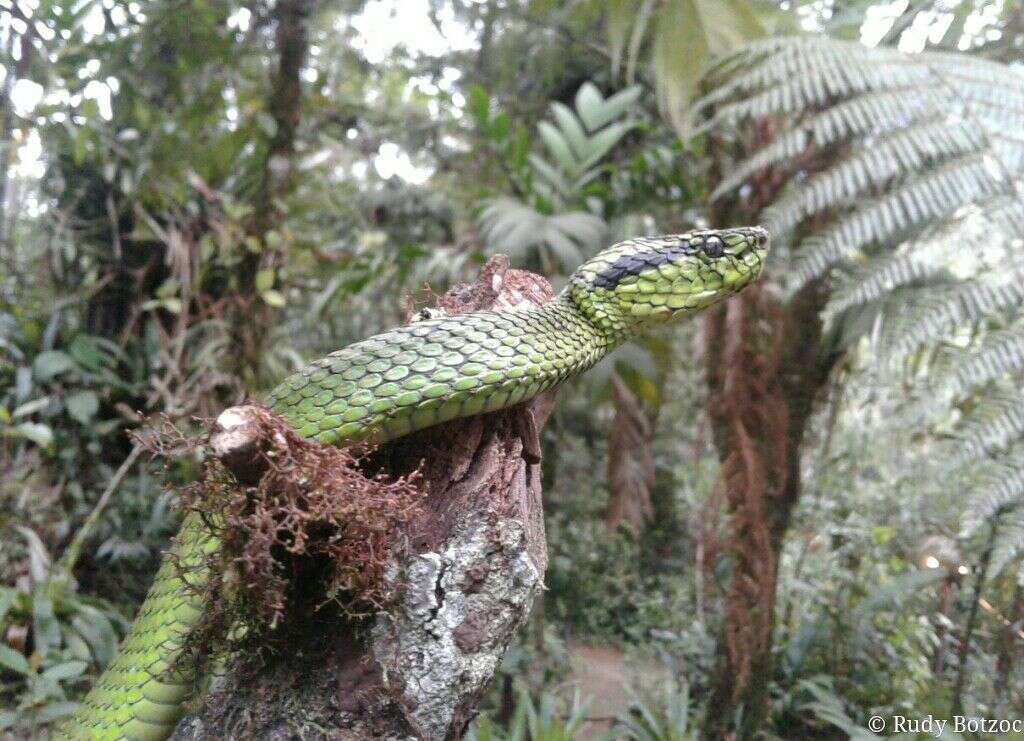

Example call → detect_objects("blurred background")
2 0 1023 737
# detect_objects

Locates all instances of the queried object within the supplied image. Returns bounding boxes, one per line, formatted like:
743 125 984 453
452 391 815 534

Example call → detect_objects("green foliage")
469 688 589 741
474 82 645 272
597 0 769 136
0 527 128 734
700 39 1024 719
5 0 1024 736
616 679 700 741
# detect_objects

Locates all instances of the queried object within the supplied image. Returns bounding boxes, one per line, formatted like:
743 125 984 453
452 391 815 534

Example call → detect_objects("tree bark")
701 279 832 739
700 126 837 739
172 257 554 740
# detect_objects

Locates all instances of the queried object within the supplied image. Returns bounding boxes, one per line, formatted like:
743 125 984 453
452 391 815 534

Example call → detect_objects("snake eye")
703 235 725 258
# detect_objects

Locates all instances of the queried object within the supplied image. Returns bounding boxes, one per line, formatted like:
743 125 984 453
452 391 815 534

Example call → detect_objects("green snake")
59 227 768 739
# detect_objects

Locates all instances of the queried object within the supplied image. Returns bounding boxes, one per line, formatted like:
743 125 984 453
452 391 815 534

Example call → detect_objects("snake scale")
59 227 768 739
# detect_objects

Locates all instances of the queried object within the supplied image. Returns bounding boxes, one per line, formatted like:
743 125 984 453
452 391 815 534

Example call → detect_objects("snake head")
567 226 769 337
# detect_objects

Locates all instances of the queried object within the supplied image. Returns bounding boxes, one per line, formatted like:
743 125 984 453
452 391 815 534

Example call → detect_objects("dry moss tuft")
148 405 425 655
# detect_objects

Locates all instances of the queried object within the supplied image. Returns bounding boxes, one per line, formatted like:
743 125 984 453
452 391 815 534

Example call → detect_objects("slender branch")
951 518 1000 718
58 444 144 574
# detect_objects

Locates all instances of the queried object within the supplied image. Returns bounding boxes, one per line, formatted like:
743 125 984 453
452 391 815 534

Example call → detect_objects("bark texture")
172 257 553 740
701 123 836 739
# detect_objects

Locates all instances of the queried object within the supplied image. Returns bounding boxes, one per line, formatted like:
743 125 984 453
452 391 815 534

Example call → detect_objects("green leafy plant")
695 32 1024 730
474 82 643 272
468 686 588 741
615 678 700 740
0 527 128 733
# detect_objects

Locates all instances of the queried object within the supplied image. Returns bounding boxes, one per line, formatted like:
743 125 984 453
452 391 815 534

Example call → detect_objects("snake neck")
268 294 619 447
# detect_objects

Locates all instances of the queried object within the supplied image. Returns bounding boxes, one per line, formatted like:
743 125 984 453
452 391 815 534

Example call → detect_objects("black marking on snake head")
592 240 697 289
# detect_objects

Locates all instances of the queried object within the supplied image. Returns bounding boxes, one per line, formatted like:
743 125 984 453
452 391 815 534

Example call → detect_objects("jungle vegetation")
2 0 1024 738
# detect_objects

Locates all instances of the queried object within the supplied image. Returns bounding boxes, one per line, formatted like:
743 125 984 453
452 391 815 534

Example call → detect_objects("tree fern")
766 120 988 235
883 279 1024 366
698 35 1024 600
957 447 1024 537
953 396 1024 465
989 511 1024 582
790 155 1009 286
698 37 1024 136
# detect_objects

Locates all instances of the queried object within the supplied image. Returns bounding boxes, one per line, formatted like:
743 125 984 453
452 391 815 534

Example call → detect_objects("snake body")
60 227 767 739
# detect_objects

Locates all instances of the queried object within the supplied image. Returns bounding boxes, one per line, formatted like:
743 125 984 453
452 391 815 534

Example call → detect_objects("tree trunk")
700 135 836 735
701 278 832 739
230 0 314 388
171 257 553 740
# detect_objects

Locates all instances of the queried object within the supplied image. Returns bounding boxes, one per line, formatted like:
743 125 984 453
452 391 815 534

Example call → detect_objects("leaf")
42 660 88 681
35 702 79 723
576 83 643 130
71 607 118 667
653 0 708 139
0 645 30 676
12 397 51 418
15 526 52 585
549 102 588 159
491 112 511 141
528 154 571 197
537 121 577 173
68 335 106 372
605 0 634 76
577 121 638 171
574 82 607 131
255 268 275 292
31 590 61 658
467 84 490 127
7 422 54 448
261 289 286 308
65 391 99 425
33 350 76 381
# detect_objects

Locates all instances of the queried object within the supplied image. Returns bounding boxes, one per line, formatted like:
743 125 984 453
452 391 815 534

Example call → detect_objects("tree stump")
171 257 554 740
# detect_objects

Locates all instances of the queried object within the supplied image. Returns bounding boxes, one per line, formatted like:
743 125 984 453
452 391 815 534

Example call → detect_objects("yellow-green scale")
60 513 217 740
267 295 616 445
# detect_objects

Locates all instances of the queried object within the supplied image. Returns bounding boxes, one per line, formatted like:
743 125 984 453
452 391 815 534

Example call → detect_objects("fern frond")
789 154 1006 287
886 278 1024 364
990 511 1024 579
953 396 1024 463
940 329 1024 401
827 196 1024 315
697 36 1024 133
957 448 1024 536
992 134 1024 177
766 120 986 235
710 89 947 201
700 36 1024 584
696 37 914 116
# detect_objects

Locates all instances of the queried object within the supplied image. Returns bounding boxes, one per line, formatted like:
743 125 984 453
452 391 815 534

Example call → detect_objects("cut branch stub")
209 405 278 486
173 256 554 741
